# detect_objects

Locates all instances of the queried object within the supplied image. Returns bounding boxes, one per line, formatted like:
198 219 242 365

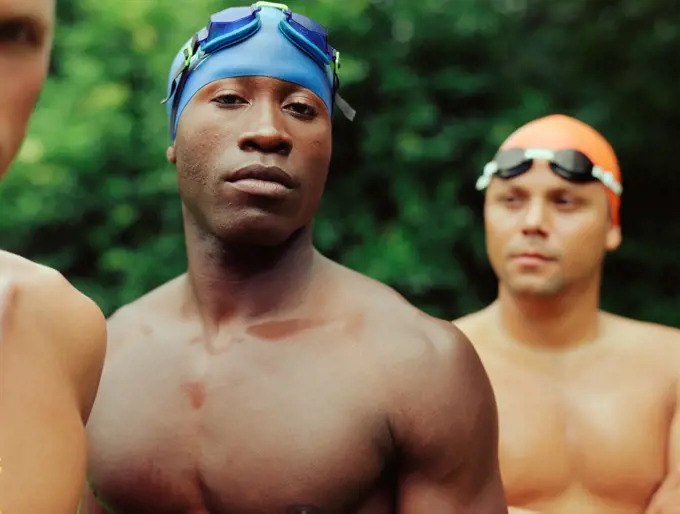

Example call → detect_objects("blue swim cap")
165 6 350 141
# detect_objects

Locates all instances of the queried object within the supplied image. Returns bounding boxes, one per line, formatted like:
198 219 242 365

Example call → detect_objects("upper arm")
391 321 508 513
29 267 108 421
667 349 680 472
0 266 106 513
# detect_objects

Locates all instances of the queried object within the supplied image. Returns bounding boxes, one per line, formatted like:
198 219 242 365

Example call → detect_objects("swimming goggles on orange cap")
476 147 623 196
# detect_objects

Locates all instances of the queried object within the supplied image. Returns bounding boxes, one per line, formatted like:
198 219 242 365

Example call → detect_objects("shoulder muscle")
0 254 106 419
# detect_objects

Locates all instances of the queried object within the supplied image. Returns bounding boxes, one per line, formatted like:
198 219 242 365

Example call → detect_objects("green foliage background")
3 0 679 324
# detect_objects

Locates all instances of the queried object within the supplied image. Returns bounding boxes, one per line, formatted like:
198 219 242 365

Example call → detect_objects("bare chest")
479 349 675 507
86 331 393 514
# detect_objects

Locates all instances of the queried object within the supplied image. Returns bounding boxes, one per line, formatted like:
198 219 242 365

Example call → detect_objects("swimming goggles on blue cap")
161 1 356 138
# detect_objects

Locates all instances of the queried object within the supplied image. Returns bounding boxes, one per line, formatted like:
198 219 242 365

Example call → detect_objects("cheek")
175 114 230 182
558 218 608 267
484 208 515 256
177 100 241 151
302 125 331 161
0 55 48 170
295 130 331 188
175 143 210 191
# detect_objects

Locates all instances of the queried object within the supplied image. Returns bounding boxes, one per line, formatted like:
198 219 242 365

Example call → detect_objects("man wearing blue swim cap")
83 4 507 513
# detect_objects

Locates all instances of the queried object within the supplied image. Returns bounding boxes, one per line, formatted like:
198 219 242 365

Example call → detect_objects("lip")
225 164 296 188
223 164 296 198
515 252 553 260
511 252 555 265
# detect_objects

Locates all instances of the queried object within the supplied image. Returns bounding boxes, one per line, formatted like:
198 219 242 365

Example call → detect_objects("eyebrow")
496 183 586 196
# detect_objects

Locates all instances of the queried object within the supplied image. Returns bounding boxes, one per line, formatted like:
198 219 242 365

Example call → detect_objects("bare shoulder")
333 266 502 492
105 274 186 352
0 251 107 419
602 312 680 375
383 306 491 401
0 250 105 344
331 262 488 388
603 311 680 348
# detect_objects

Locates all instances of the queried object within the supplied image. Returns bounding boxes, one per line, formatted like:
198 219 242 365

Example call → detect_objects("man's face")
0 0 53 176
484 161 622 297
168 75 333 246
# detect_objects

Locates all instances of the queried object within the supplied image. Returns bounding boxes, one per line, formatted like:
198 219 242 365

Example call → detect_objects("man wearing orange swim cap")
0 0 107 512
454 114 680 514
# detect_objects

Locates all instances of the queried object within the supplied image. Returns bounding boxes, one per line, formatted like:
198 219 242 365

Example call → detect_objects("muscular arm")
391 320 508 513
665 364 680 473
643 333 680 514
0 263 107 513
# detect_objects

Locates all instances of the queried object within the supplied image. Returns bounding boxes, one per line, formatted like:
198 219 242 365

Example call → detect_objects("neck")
183 221 318 330
495 278 602 350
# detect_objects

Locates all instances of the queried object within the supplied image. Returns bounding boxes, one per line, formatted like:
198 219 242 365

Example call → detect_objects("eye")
499 193 522 207
213 94 247 106
285 102 318 118
0 20 37 46
553 194 579 209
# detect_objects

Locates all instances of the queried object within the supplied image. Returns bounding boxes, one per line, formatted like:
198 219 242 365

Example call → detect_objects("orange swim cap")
498 114 622 226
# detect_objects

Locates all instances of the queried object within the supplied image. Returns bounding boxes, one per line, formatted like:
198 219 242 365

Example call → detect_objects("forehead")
203 75 320 96
489 161 603 196
0 0 54 18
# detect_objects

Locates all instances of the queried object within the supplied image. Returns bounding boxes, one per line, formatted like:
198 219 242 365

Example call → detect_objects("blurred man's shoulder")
603 311 680 347
0 250 104 327
0 251 107 387
0 249 60 283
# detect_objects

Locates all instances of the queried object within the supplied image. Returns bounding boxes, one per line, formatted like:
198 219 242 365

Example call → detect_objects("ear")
166 145 176 164
605 223 622 252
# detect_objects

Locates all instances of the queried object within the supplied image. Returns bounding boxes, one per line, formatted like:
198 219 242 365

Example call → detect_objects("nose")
238 100 293 156
521 198 550 238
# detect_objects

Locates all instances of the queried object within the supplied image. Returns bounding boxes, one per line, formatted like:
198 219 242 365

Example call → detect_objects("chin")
505 275 566 298
214 217 300 247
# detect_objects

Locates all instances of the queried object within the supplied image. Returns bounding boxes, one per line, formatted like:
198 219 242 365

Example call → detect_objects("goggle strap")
161 34 199 105
334 92 356 121
254 1 289 11
168 68 193 138
592 166 623 196
160 81 175 105
475 175 492 191
483 161 498 176
475 161 498 191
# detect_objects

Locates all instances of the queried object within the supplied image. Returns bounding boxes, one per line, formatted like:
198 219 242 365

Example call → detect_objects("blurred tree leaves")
2 0 679 325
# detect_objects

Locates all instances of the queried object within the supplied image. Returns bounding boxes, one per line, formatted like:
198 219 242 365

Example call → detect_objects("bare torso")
455 305 680 514
86 262 445 514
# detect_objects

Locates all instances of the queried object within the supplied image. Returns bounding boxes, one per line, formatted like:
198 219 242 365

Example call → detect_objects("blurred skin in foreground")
82 5 507 514
454 115 680 514
0 0 107 512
